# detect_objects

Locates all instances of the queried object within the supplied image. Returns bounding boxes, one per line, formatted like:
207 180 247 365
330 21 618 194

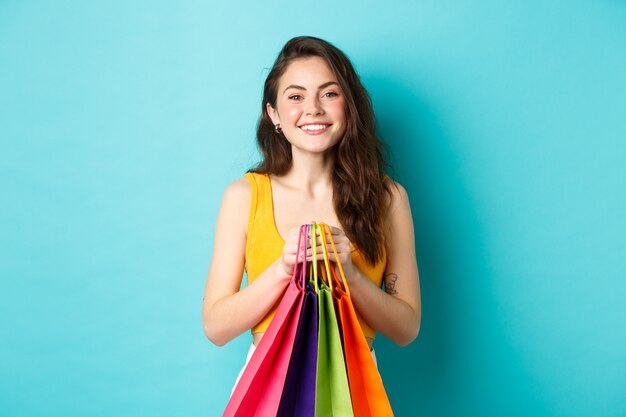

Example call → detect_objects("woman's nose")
305 97 324 116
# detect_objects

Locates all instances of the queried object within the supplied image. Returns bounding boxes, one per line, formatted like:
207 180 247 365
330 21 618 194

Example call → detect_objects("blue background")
1 1 625 416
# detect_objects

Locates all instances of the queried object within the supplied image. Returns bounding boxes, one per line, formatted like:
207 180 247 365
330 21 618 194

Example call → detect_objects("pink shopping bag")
223 225 309 417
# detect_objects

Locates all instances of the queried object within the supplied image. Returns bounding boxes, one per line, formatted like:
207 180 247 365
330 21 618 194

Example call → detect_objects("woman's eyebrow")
283 84 306 94
318 81 339 90
282 81 339 95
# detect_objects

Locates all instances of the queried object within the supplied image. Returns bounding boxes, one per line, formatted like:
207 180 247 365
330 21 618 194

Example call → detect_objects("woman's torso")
244 172 386 349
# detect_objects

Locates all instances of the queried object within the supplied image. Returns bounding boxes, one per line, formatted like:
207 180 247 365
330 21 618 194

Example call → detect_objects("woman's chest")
273 194 341 239
270 182 341 240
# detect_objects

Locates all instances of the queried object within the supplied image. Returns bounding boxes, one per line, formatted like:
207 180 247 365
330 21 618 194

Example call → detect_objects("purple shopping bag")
276 278 319 417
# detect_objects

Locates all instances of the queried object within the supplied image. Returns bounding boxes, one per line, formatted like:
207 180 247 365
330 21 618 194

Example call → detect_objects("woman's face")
267 56 347 155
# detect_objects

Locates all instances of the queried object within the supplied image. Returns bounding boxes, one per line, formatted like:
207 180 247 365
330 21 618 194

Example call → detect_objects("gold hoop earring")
274 124 282 134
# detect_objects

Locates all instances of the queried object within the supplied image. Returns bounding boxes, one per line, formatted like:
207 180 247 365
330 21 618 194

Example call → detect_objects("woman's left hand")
314 224 357 284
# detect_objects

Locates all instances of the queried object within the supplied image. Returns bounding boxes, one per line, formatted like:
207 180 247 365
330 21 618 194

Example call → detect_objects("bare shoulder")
216 175 253 235
223 176 251 202
383 179 413 241
385 179 410 215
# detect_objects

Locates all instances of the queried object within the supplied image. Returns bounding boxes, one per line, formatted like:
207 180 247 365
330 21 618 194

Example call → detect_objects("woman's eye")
323 91 338 98
288 95 302 101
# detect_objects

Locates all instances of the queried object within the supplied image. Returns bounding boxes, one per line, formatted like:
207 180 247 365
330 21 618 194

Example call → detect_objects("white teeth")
300 124 328 131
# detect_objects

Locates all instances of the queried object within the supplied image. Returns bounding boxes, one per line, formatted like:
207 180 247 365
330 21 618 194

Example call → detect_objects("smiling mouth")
299 124 331 133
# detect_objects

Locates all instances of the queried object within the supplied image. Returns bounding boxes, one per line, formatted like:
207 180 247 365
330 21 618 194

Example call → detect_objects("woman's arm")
201 178 291 346
329 182 421 346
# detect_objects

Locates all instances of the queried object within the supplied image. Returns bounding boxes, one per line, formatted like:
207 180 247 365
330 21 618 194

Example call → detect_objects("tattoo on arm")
384 273 398 295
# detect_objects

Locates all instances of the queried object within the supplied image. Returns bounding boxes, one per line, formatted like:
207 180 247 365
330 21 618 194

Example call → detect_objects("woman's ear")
266 103 279 126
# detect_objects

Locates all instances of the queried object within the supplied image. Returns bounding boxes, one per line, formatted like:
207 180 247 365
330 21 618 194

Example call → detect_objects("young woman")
202 36 421 386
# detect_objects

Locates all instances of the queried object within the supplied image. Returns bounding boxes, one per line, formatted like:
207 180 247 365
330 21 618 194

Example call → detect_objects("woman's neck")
280 148 335 195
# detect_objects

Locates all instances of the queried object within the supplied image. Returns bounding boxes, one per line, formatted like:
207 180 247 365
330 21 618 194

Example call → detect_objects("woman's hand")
277 224 358 285
277 225 310 279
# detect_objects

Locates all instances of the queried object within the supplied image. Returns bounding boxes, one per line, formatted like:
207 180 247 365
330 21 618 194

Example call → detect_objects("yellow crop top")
244 172 387 339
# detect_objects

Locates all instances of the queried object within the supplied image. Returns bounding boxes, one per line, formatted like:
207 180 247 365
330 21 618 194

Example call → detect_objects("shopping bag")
276 281 318 416
223 225 308 417
313 224 354 417
321 224 394 417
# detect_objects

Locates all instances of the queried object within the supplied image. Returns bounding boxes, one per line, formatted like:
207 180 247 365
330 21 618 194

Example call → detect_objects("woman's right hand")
276 225 311 279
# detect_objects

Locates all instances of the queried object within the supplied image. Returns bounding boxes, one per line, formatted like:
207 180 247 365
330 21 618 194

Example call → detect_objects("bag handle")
317 223 336 291
300 224 309 288
312 223 332 290
292 224 307 288
321 223 351 298
311 223 324 291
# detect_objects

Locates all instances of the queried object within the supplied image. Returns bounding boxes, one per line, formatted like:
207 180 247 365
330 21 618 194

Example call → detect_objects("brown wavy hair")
250 36 395 265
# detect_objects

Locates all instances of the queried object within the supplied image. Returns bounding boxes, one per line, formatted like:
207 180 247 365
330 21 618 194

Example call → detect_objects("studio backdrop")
1 1 625 416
